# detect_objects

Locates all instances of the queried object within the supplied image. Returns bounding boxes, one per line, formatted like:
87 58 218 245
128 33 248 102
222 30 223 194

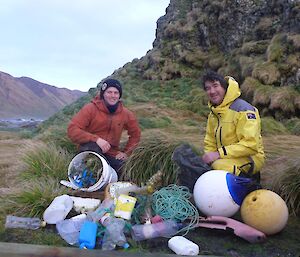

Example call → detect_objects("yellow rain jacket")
204 77 265 175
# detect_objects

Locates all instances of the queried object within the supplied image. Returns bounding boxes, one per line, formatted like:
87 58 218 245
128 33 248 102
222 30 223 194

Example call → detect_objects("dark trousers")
78 142 124 173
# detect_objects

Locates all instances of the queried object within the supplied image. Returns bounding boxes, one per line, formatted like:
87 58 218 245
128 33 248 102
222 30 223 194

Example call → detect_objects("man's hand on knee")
202 151 220 164
96 138 111 153
115 152 128 161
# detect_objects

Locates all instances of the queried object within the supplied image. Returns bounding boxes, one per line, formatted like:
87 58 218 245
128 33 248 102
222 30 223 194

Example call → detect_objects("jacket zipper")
212 111 223 149
212 111 220 148
219 126 223 146
106 114 113 140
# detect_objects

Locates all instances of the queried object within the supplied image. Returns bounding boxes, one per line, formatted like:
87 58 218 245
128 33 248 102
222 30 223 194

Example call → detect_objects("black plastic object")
172 144 211 192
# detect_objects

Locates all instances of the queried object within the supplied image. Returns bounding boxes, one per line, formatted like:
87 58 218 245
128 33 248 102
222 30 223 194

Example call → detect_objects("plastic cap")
123 243 130 249
40 221 47 227
79 243 87 249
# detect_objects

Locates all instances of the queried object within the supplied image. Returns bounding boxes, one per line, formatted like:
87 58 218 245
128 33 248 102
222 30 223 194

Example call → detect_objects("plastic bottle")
79 221 98 249
87 198 114 223
56 214 87 245
168 236 199 256
131 219 180 241
101 215 129 250
5 215 46 230
43 194 73 224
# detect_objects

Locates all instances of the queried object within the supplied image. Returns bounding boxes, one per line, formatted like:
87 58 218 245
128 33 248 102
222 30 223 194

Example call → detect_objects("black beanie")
100 79 123 99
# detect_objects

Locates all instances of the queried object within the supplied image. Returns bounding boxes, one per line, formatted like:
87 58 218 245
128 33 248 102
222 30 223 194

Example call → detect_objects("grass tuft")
0 178 71 218
264 158 300 216
122 134 187 186
21 142 72 181
261 117 288 135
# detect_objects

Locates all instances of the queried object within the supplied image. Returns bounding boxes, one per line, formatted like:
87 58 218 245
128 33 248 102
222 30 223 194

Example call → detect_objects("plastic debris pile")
4 168 290 255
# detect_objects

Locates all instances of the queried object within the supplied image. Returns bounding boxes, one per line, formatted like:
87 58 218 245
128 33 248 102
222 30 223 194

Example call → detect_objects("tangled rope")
152 184 199 234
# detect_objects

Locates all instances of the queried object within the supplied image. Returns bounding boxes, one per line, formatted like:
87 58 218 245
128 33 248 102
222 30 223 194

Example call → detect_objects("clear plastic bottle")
56 214 87 245
5 215 46 230
131 219 180 241
101 215 129 250
87 198 114 223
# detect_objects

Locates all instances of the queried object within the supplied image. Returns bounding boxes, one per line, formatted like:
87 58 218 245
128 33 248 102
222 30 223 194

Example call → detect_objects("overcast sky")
0 0 169 92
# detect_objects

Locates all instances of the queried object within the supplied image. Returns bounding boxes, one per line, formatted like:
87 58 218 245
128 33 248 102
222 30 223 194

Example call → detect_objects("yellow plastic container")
114 194 137 220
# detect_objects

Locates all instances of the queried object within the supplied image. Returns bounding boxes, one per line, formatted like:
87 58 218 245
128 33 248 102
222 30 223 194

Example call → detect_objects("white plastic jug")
43 194 73 224
168 236 199 256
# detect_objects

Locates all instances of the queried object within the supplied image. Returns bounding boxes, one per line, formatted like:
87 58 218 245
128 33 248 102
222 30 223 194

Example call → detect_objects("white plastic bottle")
168 236 199 256
43 194 73 224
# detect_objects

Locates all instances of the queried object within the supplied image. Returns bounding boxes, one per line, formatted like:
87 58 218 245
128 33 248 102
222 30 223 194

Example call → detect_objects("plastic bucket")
65 151 118 192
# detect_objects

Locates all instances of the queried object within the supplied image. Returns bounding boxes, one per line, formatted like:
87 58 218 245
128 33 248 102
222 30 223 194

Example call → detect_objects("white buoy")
193 170 240 217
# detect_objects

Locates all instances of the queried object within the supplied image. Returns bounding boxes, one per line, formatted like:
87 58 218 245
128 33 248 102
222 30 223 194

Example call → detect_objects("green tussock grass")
36 125 77 153
264 158 300 216
21 142 72 181
0 178 71 218
122 134 186 186
139 116 172 130
284 118 300 135
261 117 288 135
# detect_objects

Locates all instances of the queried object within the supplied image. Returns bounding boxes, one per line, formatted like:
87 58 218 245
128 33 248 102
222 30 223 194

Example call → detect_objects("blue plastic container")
79 221 98 249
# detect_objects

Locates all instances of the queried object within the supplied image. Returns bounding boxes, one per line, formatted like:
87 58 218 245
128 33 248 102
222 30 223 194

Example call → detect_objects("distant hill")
0 71 87 119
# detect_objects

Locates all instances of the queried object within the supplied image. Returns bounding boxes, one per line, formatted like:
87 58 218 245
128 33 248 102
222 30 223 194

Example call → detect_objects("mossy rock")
239 56 258 78
269 87 298 115
208 55 224 70
241 40 269 55
181 49 207 68
240 77 261 102
254 17 277 39
252 62 281 85
267 33 287 62
253 84 274 107
287 34 300 51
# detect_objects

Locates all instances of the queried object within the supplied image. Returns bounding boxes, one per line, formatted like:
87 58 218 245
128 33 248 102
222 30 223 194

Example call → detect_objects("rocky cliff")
114 0 300 119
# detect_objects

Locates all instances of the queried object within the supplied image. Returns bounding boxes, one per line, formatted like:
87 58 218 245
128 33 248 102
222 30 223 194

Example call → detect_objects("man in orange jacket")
67 78 141 173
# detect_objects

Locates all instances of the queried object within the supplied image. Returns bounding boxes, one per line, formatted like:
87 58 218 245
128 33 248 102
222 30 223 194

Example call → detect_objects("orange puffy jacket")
67 96 141 157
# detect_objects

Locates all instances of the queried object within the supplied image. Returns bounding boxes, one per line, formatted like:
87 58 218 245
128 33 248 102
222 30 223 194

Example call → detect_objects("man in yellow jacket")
202 71 265 180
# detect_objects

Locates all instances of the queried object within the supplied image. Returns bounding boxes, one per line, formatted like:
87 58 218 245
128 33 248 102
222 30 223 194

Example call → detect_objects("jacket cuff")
218 146 227 158
90 135 99 142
